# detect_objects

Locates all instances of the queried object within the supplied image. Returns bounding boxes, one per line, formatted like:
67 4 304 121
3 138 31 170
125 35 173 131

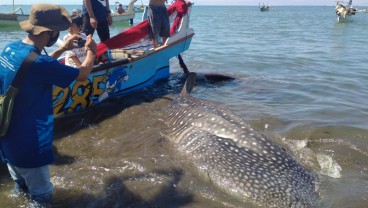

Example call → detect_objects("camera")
77 38 86 47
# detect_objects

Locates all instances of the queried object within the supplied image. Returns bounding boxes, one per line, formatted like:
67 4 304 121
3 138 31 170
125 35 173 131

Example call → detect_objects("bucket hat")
19 4 71 35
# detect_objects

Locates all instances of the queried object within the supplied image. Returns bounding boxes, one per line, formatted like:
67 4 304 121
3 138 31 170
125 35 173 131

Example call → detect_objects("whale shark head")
164 73 319 207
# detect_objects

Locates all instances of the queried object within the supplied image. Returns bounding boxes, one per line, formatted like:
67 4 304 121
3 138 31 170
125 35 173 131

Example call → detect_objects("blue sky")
4 0 368 6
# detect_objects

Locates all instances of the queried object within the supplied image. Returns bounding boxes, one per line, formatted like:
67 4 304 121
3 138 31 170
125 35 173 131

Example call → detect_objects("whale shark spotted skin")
164 73 319 207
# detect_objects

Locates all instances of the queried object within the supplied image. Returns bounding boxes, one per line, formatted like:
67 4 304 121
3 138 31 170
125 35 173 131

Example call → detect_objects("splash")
281 137 343 178
280 138 318 171
316 153 342 178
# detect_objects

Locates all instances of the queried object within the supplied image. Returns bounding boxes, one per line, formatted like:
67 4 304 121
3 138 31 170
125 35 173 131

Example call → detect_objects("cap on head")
19 4 71 35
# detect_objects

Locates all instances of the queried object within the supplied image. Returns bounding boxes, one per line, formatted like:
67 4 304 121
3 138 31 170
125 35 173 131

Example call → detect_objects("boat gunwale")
91 32 195 73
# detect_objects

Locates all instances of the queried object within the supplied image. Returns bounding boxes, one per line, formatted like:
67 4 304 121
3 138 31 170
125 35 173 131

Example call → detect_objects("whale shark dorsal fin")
181 72 197 95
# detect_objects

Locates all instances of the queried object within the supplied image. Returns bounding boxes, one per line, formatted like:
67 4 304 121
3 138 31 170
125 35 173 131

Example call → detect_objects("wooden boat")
335 0 368 22
259 3 269 12
53 0 194 118
111 0 136 24
0 1 28 26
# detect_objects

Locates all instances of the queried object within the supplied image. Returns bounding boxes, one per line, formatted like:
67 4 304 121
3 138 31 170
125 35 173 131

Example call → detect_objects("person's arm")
76 35 97 81
84 0 98 29
106 0 113 25
50 34 81 59
105 0 111 12
70 55 83 67
50 47 68 60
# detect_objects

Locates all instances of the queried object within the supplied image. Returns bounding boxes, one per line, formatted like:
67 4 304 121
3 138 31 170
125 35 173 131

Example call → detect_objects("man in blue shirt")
0 4 97 206
82 0 113 42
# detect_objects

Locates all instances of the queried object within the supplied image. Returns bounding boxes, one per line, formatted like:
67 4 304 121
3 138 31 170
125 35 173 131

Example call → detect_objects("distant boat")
134 5 145 13
111 0 136 24
259 3 269 12
335 0 368 22
134 0 145 13
0 0 28 26
335 0 355 22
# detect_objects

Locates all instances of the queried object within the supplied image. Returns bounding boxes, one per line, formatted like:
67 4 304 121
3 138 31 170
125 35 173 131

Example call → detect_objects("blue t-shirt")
82 0 108 22
0 40 79 168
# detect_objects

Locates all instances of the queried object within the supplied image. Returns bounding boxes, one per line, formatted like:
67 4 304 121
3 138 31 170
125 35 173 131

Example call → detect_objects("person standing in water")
0 4 96 206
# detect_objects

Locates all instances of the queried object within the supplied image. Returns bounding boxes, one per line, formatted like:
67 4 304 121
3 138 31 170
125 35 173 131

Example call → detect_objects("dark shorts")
148 4 170 40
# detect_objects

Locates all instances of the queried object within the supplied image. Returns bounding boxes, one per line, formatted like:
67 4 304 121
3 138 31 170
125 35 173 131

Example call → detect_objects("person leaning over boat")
82 0 113 42
64 14 88 67
148 0 170 48
0 4 96 206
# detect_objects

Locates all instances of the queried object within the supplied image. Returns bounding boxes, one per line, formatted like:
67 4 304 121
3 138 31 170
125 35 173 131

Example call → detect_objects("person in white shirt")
63 14 88 67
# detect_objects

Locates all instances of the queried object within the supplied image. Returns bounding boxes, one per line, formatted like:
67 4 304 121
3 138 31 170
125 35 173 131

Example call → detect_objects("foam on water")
316 153 342 179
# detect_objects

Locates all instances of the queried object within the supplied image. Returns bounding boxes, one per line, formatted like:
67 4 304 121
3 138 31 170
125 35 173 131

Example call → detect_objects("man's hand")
89 17 98 29
77 34 97 81
63 34 82 50
107 13 113 26
84 35 97 54
50 34 81 59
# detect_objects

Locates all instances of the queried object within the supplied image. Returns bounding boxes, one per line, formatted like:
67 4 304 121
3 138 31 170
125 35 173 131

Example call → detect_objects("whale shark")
164 73 319 207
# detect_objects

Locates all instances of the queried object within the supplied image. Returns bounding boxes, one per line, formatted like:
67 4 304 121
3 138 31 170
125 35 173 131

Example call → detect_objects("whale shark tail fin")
181 72 197 95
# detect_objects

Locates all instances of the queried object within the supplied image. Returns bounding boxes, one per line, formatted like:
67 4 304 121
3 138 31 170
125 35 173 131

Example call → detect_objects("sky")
4 0 368 6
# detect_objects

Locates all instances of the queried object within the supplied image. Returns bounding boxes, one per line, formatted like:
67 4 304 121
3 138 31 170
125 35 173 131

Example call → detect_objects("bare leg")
153 39 159 48
162 37 168 46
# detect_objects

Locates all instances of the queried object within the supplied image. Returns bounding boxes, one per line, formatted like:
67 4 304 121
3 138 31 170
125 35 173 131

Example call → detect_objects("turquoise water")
1 5 368 208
